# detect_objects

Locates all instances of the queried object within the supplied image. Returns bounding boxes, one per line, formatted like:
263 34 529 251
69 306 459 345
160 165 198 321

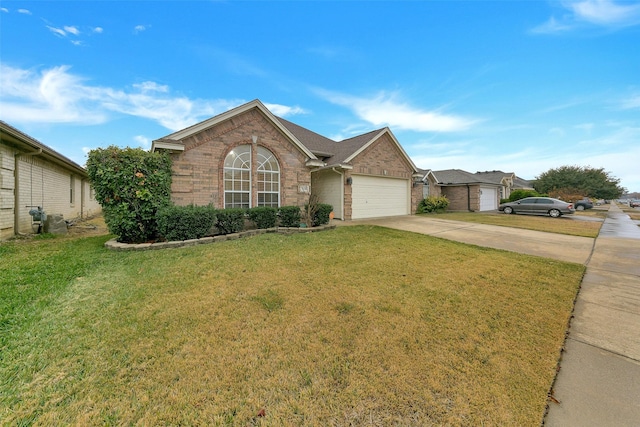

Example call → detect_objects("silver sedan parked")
499 197 575 218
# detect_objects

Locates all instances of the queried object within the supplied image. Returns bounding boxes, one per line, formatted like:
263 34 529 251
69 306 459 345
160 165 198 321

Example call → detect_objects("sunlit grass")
426 211 601 237
0 227 584 425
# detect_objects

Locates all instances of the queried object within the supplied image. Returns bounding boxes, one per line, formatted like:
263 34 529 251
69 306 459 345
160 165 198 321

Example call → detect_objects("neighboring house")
151 99 423 220
0 121 101 240
424 169 502 211
417 168 535 212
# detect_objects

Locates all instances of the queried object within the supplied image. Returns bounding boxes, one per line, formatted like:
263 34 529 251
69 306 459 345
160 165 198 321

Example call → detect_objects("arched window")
224 145 251 208
223 145 280 208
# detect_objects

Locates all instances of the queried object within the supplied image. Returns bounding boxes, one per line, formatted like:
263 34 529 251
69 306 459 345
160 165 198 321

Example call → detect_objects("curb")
104 224 337 251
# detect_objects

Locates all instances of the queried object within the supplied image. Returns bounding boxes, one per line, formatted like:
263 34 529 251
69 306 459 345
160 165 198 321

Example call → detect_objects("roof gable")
152 99 317 160
153 99 417 174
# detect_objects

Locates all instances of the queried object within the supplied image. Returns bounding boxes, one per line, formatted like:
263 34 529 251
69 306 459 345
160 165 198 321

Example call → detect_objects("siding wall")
1 142 101 239
0 145 15 240
311 169 343 219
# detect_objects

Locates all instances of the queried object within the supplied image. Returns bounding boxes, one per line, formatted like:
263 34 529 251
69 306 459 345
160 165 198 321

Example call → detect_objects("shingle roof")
0 120 87 176
432 169 488 185
474 170 514 185
275 116 386 166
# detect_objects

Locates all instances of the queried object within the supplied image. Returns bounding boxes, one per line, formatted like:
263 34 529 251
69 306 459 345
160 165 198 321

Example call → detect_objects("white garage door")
351 175 410 219
479 187 498 211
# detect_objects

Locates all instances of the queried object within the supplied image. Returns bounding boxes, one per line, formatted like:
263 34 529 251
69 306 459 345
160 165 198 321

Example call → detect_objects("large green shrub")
216 208 246 234
86 146 172 243
247 206 278 229
417 196 449 213
278 206 301 227
156 204 217 241
313 203 333 226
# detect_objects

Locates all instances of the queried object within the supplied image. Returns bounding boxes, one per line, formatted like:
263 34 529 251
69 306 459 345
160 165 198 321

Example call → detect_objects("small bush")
507 189 545 202
417 196 449 213
247 206 278 229
157 204 217 241
313 203 333 226
279 206 301 227
216 208 246 234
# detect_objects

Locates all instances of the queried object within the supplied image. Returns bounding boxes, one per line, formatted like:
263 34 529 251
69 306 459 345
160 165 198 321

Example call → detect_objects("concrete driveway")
347 215 595 264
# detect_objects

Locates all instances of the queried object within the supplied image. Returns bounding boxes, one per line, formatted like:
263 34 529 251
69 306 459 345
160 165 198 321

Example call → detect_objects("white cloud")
134 25 148 34
17 9 31 15
0 64 246 131
569 0 640 26
264 103 307 117
532 0 640 34
134 135 151 149
318 90 476 132
47 26 67 37
93 27 104 34
134 81 169 93
64 26 80 35
0 64 107 124
620 94 640 109
1 8 8 13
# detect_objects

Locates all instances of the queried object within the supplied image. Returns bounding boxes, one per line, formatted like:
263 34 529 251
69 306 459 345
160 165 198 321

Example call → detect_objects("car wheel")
576 205 585 211
503 206 514 214
549 209 561 218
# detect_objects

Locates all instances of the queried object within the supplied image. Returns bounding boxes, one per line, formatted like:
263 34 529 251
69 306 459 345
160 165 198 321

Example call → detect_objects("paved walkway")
346 205 640 426
544 204 640 427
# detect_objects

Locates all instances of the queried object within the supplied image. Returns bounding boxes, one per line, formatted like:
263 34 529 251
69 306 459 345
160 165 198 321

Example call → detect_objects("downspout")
80 177 86 219
14 148 43 235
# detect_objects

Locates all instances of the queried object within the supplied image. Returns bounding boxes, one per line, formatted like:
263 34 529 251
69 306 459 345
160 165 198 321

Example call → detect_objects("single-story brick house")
0 121 102 239
151 99 423 220
419 169 532 212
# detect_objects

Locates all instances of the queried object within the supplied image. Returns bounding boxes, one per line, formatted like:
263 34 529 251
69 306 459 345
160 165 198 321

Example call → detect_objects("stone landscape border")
104 224 337 251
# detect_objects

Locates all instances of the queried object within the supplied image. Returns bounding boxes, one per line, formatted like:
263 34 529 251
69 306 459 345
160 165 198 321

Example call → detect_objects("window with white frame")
223 145 280 209
256 146 280 207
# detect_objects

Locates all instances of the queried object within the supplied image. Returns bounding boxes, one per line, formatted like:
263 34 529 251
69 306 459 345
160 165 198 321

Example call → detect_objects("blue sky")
1 0 639 192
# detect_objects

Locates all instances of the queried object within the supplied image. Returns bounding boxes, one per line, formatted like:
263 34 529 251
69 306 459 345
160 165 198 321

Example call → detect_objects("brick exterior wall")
441 184 481 211
344 132 417 219
168 108 311 209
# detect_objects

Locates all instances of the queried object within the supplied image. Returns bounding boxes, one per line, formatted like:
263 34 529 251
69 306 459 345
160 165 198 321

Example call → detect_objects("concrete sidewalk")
544 204 640 426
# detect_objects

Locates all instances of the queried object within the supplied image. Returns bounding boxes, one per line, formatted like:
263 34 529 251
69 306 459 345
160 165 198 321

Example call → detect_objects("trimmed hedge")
216 208 246 234
157 204 217 241
313 203 333 226
247 206 278 229
278 206 301 227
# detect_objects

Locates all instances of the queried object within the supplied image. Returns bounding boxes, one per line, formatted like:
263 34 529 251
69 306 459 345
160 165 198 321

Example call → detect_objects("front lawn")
0 227 584 425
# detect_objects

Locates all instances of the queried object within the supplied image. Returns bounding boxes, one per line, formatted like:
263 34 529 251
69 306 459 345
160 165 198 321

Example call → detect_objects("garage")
479 186 498 211
351 175 410 219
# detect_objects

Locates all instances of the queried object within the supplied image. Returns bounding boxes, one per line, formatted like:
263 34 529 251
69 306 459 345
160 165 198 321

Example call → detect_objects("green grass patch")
0 226 584 425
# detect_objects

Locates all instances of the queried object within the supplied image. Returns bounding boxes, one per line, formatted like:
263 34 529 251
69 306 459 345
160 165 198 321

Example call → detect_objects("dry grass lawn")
1 226 584 426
